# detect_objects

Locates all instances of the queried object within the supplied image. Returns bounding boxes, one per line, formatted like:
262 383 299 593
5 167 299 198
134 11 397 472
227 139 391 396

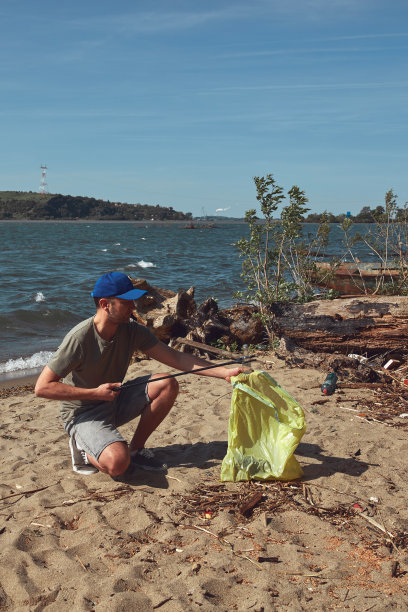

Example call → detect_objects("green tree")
354 206 373 223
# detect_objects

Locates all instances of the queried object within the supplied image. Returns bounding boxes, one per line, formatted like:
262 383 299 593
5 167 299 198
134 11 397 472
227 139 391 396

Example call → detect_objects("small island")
0 191 193 221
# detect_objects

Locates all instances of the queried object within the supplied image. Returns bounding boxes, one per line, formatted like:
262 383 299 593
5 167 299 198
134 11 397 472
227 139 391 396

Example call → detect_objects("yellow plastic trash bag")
220 370 306 482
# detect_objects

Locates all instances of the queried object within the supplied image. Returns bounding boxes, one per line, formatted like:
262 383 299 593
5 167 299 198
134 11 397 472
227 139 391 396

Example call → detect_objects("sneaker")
130 448 167 472
69 436 98 475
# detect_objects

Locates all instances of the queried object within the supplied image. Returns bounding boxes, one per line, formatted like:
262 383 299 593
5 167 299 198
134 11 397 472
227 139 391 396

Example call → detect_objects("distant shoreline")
0 218 378 225
0 218 246 224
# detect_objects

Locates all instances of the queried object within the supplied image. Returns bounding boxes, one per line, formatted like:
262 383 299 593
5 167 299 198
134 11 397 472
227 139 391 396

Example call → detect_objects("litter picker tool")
112 346 253 392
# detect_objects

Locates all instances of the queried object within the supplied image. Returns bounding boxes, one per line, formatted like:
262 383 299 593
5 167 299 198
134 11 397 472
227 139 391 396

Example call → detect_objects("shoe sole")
69 438 98 475
73 466 99 475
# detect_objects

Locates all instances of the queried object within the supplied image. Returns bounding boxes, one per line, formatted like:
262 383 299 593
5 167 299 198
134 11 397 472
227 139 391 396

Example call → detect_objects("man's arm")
145 341 247 383
34 366 121 402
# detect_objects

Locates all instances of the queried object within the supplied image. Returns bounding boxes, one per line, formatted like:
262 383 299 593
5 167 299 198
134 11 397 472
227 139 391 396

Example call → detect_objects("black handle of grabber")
112 357 253 392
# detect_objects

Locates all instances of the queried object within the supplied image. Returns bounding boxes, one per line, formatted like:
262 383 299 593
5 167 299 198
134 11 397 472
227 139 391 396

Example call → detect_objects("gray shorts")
64 375 151 461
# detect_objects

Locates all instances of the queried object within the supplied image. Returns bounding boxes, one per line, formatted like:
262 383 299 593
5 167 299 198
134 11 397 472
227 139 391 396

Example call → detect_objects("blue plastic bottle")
321 372 338 395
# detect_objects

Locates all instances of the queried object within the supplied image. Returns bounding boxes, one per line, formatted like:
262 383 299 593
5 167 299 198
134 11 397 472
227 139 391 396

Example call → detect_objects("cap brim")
115 289 147 300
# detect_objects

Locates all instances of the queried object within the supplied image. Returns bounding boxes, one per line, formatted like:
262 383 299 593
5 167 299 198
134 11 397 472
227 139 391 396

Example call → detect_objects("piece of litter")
348 354 368 363
369 497 379 503
399 413 408 418
383 359 400 370
15 485 22 489
176 548 183 553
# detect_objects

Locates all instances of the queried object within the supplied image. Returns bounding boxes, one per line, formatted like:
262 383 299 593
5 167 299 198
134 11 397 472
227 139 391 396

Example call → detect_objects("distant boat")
183 221 216 229
312 261 400 294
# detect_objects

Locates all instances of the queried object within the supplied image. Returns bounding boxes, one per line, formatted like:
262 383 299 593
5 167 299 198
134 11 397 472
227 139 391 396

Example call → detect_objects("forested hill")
0 191 192 221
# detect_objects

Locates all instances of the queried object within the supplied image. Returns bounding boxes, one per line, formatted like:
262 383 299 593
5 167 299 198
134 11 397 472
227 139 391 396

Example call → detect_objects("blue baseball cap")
91 272 147 300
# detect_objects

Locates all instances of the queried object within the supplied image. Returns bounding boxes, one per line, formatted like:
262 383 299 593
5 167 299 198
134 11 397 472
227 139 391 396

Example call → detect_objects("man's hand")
35 366 123 402
224 366 251 383
94 382 123 402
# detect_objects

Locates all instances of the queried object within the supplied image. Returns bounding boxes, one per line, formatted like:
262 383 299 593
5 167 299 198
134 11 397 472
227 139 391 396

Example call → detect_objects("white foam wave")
35 292 46 302
115 242 121 246
0 351 54 374
101 248 108 252
141 237 146 241
137 260 156 268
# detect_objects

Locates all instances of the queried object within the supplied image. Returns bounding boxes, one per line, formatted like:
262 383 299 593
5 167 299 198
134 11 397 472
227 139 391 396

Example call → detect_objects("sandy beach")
1 353 407 611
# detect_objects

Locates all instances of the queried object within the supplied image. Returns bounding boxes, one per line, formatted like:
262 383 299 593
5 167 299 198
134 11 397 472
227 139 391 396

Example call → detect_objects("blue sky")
1 0 407 217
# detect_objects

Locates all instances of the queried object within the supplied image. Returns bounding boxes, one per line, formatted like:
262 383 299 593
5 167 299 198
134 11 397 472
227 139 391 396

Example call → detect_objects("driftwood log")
130 278 266 349
130 278 196 342
271 296 408 356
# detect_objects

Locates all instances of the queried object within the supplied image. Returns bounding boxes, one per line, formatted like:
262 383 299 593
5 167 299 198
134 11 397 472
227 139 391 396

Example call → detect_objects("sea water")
0 220 372 378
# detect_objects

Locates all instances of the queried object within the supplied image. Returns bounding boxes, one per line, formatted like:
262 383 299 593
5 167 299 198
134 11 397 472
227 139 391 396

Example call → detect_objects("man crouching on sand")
35 271 246 481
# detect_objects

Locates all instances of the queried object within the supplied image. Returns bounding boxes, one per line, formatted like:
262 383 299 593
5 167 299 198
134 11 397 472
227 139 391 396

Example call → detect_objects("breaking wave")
0 351 54 374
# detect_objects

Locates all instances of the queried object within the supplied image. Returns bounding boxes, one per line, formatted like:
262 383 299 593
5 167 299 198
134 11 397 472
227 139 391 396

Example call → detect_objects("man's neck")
93 313 118 342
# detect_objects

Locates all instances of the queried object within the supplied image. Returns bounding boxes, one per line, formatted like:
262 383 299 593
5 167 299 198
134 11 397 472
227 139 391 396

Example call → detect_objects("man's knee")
149 375 179 402
97 443 130 476
165 376 179 397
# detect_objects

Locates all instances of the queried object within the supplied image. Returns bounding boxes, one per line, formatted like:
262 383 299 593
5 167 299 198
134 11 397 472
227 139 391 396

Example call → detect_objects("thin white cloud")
219 44 408 59
70 6 251 35
65 0 368 36
328 32 408 40
201 81 408 94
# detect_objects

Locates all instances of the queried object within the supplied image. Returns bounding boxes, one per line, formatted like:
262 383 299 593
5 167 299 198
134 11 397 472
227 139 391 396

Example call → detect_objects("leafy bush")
234 174 330 340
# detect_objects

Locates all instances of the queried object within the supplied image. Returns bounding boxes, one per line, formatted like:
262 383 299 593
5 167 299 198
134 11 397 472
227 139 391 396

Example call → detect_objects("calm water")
0 220 372 377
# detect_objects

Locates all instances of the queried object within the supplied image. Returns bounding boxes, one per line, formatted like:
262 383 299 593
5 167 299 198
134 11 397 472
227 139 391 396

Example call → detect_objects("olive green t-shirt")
47 316 158 423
